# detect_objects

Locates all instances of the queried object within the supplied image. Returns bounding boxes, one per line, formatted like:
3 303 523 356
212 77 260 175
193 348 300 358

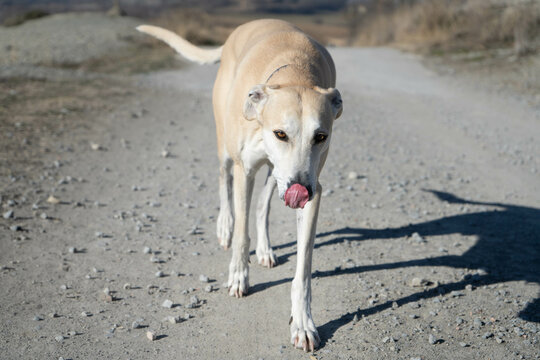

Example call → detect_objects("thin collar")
265 64 290 84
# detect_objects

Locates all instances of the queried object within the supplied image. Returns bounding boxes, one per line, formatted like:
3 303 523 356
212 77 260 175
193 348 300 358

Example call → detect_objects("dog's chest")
240 133 267 173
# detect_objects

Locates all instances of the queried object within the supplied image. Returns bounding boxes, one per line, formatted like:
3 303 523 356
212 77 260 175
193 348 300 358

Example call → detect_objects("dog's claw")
228 286 247 298
256 249 277 268
290 314 320 352
218 238 229 250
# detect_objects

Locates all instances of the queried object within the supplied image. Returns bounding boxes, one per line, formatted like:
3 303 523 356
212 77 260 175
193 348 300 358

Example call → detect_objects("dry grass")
350 0 540 55
149 8 349 46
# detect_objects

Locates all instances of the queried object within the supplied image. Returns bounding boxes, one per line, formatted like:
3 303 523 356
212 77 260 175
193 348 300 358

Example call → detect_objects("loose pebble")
46 195 60 204
55 335 64 343
3 210 14 219
199 274 209 283
162 299 173 308
146 330 156 341
155 271 164 278
143 246 152 254
410 277 429 287
166 315 180 324
204 285 213 293
428 334 436 345
348 171 359 179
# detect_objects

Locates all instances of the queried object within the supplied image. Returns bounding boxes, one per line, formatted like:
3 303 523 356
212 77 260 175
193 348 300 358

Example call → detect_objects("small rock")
162 299 173 309
428 334 436 345
81 311 91 317
68 247 77 254
348 171 359 180
146 330 156 341
495 337 504 344
131 321 141 329
482 332 493 339
199 274 209 283
40 213 48 220
183 313 191 320
46 195 60 204
411 232 425 243
3 210 14 219
143 246 152 254
189 295 199 306
166 316 180 324
451 290 465 297
90 142 102 151
459 342 469 347
55 335 64 343
33 315 44 321
123 283 132 290
9 225 21 231
474 318 484 328
161 150 170 158
204 285 213 293
410 278 429 287
155 271 164 278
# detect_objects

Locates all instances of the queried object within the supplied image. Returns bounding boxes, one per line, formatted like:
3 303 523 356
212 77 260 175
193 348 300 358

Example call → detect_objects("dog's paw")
290 314 320 352
216 210 233 250
228 262 249 298
256 248 277 268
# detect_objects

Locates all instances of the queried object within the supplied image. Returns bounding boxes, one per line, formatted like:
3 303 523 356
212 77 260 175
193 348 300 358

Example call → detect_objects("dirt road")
1 36 539 359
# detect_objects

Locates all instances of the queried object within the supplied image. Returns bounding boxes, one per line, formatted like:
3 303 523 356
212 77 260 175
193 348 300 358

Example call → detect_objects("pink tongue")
284 184 309 209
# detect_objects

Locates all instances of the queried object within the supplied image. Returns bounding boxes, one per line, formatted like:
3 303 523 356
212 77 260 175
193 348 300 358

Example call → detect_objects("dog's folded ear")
315 87 343 120
243 84 270 121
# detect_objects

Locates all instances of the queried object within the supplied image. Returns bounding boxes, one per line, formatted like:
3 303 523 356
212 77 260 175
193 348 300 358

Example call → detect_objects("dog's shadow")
255 189 540 346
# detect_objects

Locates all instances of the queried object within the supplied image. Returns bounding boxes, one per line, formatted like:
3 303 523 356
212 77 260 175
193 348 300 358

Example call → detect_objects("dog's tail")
136 25 222 65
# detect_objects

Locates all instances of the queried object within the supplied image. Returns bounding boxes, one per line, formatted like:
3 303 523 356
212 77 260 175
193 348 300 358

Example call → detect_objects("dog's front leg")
290 183 321 352
256 166 277 268
228 163 255 297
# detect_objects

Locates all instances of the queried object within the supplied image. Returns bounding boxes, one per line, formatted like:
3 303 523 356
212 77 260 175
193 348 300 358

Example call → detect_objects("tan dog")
137 19 343 351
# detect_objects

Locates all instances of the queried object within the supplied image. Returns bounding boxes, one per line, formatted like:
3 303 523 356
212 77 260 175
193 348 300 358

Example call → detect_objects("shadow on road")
254 190 540 345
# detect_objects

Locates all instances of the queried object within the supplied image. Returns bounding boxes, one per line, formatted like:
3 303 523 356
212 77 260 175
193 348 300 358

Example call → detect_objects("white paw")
290 313 320 352
228 260 249 298
256 248 277 268
216 210 233 249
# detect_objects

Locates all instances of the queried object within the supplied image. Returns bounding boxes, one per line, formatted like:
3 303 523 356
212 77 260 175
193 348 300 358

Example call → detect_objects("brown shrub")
351 0 540 55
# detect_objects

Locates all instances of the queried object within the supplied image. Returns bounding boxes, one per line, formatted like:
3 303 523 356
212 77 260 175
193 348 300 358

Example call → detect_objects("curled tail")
136 25 222 65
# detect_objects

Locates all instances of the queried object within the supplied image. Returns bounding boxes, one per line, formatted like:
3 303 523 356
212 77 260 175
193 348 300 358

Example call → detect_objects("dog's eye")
314 133 328 143
273 130 288 141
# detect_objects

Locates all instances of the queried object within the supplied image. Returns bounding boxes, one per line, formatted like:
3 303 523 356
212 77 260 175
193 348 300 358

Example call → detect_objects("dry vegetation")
150 8 350 46
348 0 540 55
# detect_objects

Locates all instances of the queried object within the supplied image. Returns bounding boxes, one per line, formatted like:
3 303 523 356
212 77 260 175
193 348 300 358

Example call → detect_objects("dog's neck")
264 63 319 88
265 64 291 83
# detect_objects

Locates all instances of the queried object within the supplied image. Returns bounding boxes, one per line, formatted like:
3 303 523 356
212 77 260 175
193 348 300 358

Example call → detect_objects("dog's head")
243 84 343 209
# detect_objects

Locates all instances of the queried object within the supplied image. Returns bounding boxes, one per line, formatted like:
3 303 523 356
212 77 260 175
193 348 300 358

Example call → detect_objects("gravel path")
1 25 539 360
